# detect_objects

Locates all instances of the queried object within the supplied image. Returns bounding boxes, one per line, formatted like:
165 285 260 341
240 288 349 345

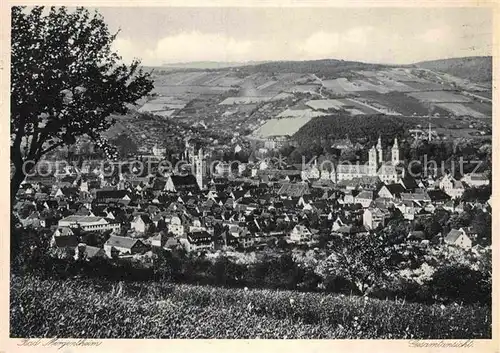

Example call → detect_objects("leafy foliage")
10 6 153 199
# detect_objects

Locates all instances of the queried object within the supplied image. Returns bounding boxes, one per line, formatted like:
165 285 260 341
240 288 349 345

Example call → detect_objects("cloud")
297 27 378 61
114 31 254 65
111 24 489 66
299 31 341 58
418 27 452 43
112 38 138 63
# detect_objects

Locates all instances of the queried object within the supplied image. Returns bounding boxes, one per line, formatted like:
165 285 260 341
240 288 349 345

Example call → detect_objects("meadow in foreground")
10 275 491 339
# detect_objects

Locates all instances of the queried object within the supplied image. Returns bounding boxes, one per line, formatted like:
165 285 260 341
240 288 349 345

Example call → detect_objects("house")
427 189 451 204
289 224 312 244
58 215 121 233
186 230 213 251
131 214 153 233
164 237 181 249
399 175 418 191
394 200 420 220
278 182 311 198
377 183 405 200
461 173 489 187
151 232 169 248
19 211 42 228
334 224 368 236
331 216 346 231
439 174 466 199
354 190 374 208
51 233 79 250
52 226 75 239
239 232 255 249
301 162 320 180
168 215 185 236
74 244 108 261
164 175 200 193
343 191 357 204
401 191 431 203
363 208 388 230
104 236 149 258
188 218 205 232
423 203 436 213
444 228 472 250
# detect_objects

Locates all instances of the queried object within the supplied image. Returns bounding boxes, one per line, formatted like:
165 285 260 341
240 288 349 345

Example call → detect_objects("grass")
10 275 491 339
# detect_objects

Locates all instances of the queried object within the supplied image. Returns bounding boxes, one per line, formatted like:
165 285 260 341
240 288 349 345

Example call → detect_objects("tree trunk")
10 166 26 207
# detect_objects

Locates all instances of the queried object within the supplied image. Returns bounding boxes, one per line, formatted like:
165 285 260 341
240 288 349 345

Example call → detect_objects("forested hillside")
293 115 412 145
238 59 393 79
416 56 492 84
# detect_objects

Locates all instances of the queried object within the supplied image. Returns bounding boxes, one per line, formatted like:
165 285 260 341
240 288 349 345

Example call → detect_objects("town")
14 131 491 262
8 5 493 341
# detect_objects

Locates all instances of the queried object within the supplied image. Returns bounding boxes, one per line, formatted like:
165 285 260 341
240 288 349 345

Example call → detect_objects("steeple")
376 136 383 164
391 137 400 166
368 146 378 176
193 147 204 191
428 122 432 141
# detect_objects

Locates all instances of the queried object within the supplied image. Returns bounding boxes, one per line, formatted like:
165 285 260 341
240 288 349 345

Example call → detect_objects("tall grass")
10 275 491 339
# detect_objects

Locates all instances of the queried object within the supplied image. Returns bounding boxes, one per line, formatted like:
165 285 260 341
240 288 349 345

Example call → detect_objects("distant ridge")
160 61 269 70
415 56 492 84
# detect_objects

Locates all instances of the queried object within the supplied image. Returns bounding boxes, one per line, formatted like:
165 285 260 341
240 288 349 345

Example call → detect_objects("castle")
302 137 404 184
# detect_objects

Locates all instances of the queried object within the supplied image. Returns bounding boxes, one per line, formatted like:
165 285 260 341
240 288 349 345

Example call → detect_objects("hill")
104 55 491 147
10 275 491 339
293 114 413 146
160 61 268 70
415 56 492 84
238 59 393 79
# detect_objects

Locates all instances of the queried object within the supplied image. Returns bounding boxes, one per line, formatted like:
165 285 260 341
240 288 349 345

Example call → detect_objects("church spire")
391 137 400 166
376 136 383 164
392 137 398 149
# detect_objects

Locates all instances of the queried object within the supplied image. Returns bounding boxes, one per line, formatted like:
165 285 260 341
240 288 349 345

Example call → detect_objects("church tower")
368 146 378 176
391 137 400 166
376 136 383 164
192 147 204 191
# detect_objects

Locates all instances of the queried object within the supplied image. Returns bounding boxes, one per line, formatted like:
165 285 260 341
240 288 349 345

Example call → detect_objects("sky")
93 7 492 66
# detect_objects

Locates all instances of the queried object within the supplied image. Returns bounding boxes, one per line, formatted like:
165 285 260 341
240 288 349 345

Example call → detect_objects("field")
138 96 189 114
253 116 315 137
152 85 234 96
416 56 492 84
359 92 432 116
276 108 326 119
131 58 491 138
220 96 270 105
464 101 493 116
10 275 491 339
285 84 320 94
407 91 472 103
305 98 396 116
305 99 346 111
342 98 387 115
435 103 487 119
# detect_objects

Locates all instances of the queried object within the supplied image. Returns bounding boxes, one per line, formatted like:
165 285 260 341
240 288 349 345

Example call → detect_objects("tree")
10 6 154 202
110 133 138 158
319 234 396 295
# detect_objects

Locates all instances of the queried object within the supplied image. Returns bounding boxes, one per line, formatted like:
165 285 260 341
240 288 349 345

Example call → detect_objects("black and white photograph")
5 4 495 343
